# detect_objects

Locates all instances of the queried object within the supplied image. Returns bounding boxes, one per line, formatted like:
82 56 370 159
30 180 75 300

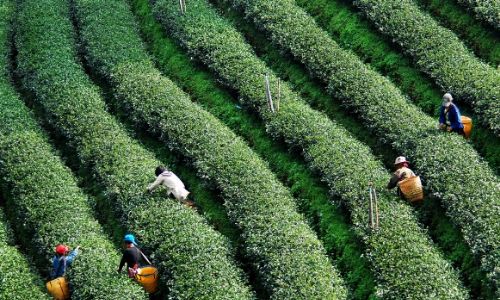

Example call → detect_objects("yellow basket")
135 266 159 294
399 176 424 202
46 277 69 300
461 116 472 138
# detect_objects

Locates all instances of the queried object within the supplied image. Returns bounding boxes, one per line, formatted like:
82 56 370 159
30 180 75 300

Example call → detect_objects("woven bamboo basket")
399 176 424 202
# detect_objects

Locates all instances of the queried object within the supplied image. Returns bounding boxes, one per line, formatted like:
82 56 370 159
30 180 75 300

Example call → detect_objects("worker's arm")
50 257 59 279
387 174 399 189
439 106 446 125
65 247 79 266
147 175 163 192
118 253 126 272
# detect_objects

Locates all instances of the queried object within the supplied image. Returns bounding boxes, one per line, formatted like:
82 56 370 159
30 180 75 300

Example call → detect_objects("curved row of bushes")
128 1 376 297
15 0 254 298
223 0 500 292
0 88 146 299
152 0 468 298
71 0 347 298
0 211 50 300
457 0 500 30
415 0 499 67
353 0 500 134
290 0 500 172
209 4 495 297
1 1 146 298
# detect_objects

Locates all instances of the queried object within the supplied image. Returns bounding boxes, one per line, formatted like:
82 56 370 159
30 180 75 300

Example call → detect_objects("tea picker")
147 166 195 208
118 234 159 294
387 156 424 203
46 244 80 300
439 93 472 138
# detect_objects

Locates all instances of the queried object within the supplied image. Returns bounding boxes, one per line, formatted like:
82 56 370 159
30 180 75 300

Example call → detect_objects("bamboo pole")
374 187 379 229
276 78 280 112
369 185 374 229
179 0 186 14
265 74 275 113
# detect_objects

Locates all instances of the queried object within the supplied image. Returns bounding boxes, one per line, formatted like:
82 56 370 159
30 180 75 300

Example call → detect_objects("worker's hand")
446 126 452 132
438 123 446 130
75 246 81 251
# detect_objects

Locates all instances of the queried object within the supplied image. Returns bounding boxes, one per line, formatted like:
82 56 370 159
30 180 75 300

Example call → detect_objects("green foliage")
415 0 499 67
457 0 500 30
72 0 347 298
152 0 469 298
0 211 50 299
292 0 500 173
0 1 145 298
14 0 253 298
221 0 499 293
210 3 495 297
353 0 500 134
129 0 377 298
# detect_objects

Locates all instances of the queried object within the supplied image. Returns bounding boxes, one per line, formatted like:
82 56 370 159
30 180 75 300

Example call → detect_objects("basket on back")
461 116 472 139
399 176 424 202
46 277 69 300
135 266 159 294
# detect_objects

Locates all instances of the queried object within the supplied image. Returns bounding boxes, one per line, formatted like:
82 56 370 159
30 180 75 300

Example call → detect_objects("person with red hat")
51 244 80 279
387 156 416 197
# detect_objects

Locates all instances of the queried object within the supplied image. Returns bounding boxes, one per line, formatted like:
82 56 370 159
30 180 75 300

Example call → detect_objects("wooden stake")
179 0 186 14
265 74 275 113
276 78 280 112
373 187 379 229
369 185 374 229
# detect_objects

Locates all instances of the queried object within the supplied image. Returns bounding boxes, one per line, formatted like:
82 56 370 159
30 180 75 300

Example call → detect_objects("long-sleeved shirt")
439 104 464 130
147 171 190 201
387 167 416 190
118 246 142 271
51 249 78 279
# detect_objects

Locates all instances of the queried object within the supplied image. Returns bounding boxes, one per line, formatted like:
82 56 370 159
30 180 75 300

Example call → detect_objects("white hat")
394 156 408 165
442 93 453 107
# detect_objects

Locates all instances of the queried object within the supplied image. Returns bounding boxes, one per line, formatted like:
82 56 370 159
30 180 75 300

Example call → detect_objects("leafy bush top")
72 0 347 298
152 0 469 298
221 0 500 292
353 0 500 134
14 0 253 298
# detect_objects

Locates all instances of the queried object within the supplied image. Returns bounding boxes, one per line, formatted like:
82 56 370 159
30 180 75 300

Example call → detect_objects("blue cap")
123 234 137 245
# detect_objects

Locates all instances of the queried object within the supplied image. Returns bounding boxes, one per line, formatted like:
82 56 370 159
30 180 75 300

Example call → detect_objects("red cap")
55 244 69 255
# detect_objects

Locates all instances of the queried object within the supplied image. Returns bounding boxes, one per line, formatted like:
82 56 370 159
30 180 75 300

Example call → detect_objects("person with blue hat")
118 234 144 278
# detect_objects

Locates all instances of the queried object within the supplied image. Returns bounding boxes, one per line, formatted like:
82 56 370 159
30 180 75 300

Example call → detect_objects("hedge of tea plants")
71 0 348 298
0 1 145 298
128 0 377 297
221 0 500 292
415 0 500 67
15 0 254 298
353 0 500 135
457 0 500 30
152 0 469 298
0 211 50 300
289 0 500 172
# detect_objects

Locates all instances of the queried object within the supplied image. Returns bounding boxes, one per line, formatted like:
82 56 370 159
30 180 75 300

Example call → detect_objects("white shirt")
147 171 190 201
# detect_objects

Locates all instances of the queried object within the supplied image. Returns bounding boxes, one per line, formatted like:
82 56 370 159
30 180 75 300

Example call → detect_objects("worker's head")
123 234 137 247
394 156 409 169
55 244 69 256
155 166 166 177
442 93 453 107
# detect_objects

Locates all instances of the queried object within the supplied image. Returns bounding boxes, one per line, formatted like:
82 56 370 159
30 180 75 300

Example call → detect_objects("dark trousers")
451 127 465 136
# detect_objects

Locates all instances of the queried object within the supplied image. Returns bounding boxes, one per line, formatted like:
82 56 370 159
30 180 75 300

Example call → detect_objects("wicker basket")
461 116 472 139
399 176 424 202
46 277 69 300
